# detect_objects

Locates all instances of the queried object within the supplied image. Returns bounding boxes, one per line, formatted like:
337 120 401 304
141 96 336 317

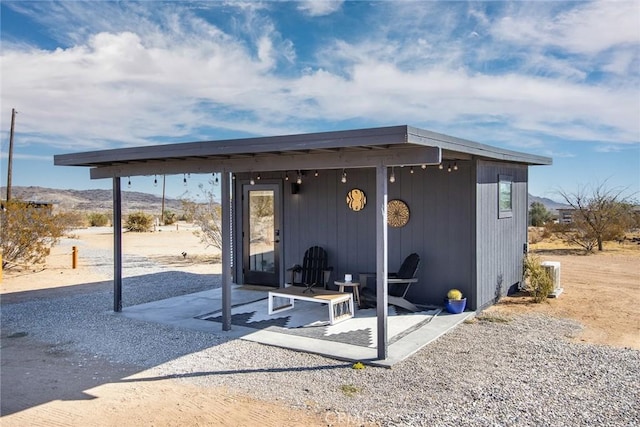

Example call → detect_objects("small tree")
0 200 68 270
557 182 635 252
182 181 222 250
529 201 552 226
125 211 153 232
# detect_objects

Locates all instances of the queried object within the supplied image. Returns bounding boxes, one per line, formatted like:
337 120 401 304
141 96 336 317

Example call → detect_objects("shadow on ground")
0 271 222 416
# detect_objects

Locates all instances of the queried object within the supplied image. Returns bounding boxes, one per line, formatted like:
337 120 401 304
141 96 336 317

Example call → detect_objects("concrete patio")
121 285 474 367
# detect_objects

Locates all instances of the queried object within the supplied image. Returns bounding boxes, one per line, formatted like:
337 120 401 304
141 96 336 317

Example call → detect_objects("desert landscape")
1 223 639 426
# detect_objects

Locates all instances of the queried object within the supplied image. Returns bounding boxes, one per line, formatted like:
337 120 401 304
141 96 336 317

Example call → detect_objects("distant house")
55 125 552 360
557 208 575 224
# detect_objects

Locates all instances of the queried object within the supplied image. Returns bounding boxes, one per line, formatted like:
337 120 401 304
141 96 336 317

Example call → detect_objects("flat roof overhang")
54 125 552 179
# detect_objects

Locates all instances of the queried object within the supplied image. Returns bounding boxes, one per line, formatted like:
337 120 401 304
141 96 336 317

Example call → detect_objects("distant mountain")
1 186 184 214
528 194 569 213
3 186 566 216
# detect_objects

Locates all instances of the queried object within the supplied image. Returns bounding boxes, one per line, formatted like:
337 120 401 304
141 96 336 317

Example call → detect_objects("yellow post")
72 246 78 269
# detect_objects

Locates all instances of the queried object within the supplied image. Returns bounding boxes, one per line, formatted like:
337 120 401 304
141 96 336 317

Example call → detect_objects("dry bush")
163 210 177 225
0 200 68 270
523 255 554 303
125 211 153 232
182 181 222 250
528 227 545 244
87 212 110 227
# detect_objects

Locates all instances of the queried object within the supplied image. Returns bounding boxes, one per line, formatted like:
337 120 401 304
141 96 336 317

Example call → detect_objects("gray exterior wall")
474 160 529 310
236 164 475 306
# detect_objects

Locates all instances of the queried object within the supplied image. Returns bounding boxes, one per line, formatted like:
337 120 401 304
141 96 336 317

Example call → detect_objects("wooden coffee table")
268 286 354 325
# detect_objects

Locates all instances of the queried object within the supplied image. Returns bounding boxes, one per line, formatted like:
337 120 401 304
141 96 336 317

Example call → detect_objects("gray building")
55 125 551 360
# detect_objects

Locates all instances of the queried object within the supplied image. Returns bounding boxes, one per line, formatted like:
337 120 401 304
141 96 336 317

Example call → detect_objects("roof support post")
375 164 389 360
221 171 232 331
113 177 123 312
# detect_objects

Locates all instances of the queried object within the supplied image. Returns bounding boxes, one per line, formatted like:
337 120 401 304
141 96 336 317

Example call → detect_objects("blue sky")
1 0 639 202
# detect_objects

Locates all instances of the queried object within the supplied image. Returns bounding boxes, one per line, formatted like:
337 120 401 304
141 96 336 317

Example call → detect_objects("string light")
447 164 452 172
314 170 319 177
183 173 187 186
341 169 347 183
389 166 396 183
410 166 414 174
453 162 458 171
296 170 302 185
285 171 289 181
257 173 261 181
439 164 444 170
421 164 427 169
127 177 131 188
250 174 255 185
153 175 157 187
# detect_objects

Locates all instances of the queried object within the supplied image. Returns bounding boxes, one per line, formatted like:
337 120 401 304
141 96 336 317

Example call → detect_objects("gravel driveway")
2 258 638 427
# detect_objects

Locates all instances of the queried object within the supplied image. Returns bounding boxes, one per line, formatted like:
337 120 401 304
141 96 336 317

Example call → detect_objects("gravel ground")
2 245 639 426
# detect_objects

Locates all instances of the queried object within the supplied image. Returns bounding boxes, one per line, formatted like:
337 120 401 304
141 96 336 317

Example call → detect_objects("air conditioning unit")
541 261 563 297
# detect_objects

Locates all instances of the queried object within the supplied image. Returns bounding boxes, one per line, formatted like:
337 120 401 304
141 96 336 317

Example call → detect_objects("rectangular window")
498 174 513 219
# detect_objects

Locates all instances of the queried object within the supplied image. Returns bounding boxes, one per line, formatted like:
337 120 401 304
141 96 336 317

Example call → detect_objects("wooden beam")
89 146 441 179
113 177 122 312
376 164 388 360
221 171 232 331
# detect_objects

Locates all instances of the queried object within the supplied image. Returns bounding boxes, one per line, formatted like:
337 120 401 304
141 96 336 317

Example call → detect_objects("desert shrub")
542 221 578 243
125 211 153 232
523 255 554 303
57 210 87 228
87 212 110 227
163 210 177 225
528 226 545 244
0 199 68 270
182 181 222 250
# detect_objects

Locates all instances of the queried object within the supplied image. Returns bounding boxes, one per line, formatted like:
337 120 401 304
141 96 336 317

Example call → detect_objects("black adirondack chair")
287 246 333 293
360 253 421 311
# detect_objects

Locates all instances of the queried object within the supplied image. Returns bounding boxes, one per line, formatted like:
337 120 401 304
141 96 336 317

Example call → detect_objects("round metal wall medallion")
388 199 410 227
346 188 367 211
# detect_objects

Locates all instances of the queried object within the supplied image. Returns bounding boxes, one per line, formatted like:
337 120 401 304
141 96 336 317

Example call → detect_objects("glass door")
242 183 281 286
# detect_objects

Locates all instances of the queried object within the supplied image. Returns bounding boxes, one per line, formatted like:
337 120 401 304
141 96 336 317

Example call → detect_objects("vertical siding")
235 159 533 309
475 160 528 309
278 165 474 305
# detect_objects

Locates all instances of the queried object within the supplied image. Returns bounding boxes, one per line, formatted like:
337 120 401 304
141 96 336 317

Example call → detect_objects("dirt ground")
486 234 640 350
1 226 639 426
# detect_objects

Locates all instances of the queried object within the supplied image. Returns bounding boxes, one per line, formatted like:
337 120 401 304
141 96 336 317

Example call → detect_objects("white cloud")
1 0 638 158
491 2 639 55
297 1 344 17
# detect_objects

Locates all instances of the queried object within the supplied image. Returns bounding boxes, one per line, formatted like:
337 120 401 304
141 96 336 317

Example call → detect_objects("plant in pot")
445 289 467 314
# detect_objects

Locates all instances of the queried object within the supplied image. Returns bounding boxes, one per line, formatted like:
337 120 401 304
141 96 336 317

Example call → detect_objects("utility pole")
6 108 16 201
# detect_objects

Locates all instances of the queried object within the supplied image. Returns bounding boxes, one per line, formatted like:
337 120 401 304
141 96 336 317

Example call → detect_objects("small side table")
335 281 361 307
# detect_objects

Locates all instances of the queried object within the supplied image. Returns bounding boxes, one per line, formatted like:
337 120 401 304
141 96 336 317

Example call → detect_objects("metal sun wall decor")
346 188 367 211
387 199 410 227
